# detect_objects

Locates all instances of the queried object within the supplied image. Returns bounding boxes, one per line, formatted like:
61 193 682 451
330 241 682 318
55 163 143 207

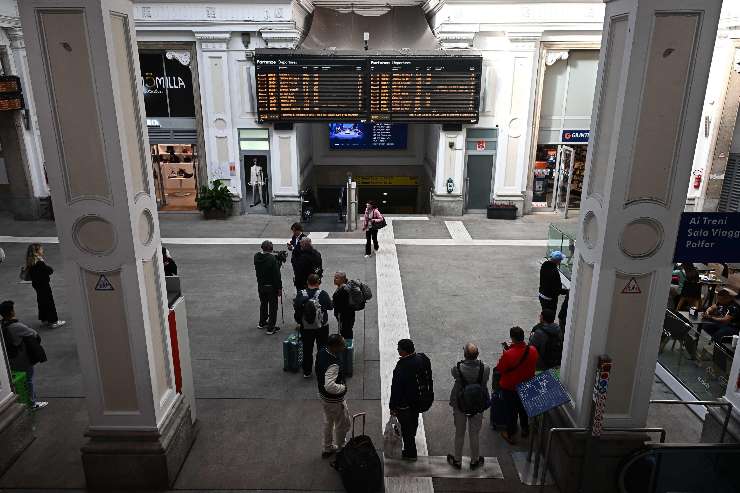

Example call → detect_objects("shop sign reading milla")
138 52 195 118
674 212 740 262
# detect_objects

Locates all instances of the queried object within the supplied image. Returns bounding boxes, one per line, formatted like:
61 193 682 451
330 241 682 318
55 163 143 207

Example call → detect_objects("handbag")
491 345 530 391
24 335 47 365
383 416 403 459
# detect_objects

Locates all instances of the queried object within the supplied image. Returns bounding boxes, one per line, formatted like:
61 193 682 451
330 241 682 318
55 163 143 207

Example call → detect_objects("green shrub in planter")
196 181 233 219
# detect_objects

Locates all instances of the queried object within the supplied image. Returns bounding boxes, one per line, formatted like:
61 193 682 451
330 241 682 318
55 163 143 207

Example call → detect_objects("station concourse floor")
0 212 701 492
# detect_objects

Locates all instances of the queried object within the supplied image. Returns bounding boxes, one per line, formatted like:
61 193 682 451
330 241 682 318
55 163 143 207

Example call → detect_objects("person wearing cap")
539 251 568 312
254 240 282 335
702 287 739 343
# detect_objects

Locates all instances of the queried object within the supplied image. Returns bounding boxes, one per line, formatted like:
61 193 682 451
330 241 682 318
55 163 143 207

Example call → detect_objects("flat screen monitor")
328 122 407 150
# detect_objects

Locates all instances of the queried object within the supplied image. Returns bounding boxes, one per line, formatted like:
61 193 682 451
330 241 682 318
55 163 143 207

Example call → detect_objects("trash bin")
11 371 31 405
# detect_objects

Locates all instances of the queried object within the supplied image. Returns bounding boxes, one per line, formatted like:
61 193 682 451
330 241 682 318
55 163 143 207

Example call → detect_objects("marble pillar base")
271 197 300 216
81 395 196 490
431 194 463 216
545 408 648 493
1 196 43 220
0 398 34 476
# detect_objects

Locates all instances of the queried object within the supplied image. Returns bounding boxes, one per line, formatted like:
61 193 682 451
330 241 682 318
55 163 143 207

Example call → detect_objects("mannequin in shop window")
250 159 265 207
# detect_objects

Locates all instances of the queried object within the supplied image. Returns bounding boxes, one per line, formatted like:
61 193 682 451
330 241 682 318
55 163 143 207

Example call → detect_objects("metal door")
465 154 495 210
552 145 575 217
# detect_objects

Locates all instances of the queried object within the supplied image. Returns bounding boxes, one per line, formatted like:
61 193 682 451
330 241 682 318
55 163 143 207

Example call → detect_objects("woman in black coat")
26 244 65 328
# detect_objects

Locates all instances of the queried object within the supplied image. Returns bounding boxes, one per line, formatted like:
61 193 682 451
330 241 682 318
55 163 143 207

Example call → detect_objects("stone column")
431 127 464 215
19 0 195 488
194 32 238 192
0 328 33 476
493 31 541 216
6 28 48 203
560 0 722 430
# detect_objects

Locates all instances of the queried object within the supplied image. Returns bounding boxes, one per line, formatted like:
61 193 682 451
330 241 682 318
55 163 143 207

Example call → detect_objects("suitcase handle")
351 412 366 438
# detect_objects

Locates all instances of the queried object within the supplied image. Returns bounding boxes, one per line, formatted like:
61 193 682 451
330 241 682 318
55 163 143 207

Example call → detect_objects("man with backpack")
495 327 538 445
447 343 490 470
332 272 372 341
1 300 48 410
390 338 434 461
528 309 563 370
294 274 333 378
294 237 323 291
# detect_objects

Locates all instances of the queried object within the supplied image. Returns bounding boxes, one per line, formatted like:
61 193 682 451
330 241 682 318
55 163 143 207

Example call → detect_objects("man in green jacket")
254 240 283 334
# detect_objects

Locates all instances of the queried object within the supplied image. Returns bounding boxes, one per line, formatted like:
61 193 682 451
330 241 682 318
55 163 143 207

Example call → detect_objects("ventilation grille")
718 154 740 212
147 128 198 144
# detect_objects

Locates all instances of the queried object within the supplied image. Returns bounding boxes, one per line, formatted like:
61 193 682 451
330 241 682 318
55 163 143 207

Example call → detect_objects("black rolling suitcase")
489 389 509 430
332 413 383 493
283 330 303 372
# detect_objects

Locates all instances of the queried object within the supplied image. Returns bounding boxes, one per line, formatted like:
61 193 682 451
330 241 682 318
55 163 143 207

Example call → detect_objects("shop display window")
151 143 199 211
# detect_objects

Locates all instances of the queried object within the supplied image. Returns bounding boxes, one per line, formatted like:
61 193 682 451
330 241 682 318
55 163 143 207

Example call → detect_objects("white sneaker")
364 254 371 258
31 401 48 411
49 321 66 329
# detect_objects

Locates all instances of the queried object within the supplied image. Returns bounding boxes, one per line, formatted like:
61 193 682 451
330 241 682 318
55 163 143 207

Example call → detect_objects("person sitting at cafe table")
675 263 702 311
701 287 740 343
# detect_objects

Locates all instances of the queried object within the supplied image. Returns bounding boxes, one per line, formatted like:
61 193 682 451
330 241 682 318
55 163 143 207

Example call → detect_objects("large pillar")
20 0 195 488
269 126 301 215
0 332 33 476
431 127 465 216
195 32 239 194
493 31 541 216
561 0 722 431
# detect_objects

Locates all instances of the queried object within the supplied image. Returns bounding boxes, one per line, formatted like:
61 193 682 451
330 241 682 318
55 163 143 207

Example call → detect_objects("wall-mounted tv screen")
329 122 407 150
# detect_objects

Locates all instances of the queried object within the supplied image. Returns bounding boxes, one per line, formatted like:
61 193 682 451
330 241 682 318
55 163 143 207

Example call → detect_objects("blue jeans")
26 366 37 404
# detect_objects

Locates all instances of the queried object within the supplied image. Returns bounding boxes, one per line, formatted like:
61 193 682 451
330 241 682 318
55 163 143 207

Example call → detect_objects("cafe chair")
660 311 696 359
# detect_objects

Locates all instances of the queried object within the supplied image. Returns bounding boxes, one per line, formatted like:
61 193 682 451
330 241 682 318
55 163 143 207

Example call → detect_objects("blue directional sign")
561 129 589 143
674 212 740 263
517 370 572 418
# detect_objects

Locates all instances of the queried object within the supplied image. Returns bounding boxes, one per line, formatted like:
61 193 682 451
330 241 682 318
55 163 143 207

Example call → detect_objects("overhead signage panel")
674 212 740 263
254 51 482 123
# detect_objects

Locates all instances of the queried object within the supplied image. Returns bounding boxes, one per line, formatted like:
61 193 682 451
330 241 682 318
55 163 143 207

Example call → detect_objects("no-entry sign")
674 212 740 262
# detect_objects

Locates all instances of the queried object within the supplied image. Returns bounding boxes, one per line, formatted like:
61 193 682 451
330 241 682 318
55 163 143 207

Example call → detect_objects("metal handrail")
649 399 733 443
538 427 666 492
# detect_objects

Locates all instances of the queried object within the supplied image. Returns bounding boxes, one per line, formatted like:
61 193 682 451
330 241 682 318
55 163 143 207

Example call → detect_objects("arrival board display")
255 52 482 123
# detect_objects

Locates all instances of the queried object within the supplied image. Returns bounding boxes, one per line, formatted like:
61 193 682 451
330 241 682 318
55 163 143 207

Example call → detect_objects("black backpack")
413 353 434 413
542 328 564 369
456 361 489 416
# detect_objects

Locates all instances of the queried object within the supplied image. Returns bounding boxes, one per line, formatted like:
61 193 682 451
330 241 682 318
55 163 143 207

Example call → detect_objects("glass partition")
547 223 576 279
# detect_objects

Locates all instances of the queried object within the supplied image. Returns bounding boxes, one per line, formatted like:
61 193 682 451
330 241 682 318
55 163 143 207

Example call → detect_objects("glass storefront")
531 50 598 211
139 49 201 211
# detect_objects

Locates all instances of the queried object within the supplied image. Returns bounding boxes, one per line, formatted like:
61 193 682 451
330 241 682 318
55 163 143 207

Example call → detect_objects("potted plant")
196 181 233 219
487 200 518 220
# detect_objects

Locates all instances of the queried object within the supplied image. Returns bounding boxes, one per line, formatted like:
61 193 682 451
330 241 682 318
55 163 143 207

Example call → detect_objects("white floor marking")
375 220 434 493
1 235 547 247
444 221 473 241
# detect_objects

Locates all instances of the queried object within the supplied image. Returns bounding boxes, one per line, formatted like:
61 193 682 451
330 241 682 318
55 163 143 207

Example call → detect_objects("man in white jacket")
316 334 350 458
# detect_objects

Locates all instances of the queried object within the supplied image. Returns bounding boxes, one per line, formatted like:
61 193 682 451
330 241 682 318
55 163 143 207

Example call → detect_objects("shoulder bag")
491 345 530 391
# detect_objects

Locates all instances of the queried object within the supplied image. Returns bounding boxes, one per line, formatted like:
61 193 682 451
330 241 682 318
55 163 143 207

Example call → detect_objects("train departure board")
255 51 482 123
255 54 365 121
368 56 481 123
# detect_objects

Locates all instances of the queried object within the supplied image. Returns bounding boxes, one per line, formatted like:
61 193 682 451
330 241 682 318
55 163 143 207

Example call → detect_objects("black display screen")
255 51 482 123
329 122 407 150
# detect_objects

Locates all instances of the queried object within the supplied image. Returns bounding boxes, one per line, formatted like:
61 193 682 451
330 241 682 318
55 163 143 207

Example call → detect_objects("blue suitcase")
338 338 354 377
283 331 303 372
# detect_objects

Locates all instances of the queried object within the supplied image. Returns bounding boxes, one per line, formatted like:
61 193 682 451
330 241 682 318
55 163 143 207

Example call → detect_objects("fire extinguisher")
693 173 702 189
